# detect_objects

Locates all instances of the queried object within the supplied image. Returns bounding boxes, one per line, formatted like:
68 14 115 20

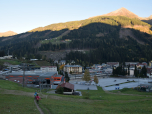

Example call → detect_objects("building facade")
41 66 57 72
64 65 82 74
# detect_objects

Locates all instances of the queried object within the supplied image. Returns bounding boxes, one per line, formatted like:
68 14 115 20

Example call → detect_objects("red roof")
61 82 74 90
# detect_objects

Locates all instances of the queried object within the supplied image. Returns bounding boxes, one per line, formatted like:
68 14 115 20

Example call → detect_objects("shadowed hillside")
142 19 152 25
0 15 152 65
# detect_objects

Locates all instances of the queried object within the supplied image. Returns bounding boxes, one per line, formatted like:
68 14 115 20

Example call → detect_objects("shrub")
56 87 64 94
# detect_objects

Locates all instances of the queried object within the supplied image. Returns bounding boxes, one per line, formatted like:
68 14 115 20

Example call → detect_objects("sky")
0 0 152 34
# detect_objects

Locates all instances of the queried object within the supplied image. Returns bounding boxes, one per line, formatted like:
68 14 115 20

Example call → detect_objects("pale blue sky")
0 0 152 33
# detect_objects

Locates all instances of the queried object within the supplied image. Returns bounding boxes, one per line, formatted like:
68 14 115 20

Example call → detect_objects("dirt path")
34 100 44 114
0 89 47 114
1 88 152 114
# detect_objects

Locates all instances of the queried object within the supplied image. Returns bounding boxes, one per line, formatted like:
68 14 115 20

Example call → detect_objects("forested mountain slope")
0 15 152 65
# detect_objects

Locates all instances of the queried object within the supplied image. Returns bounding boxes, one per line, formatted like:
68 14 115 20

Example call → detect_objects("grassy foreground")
0 80 152 114
39 87 152 114
0 94 39 114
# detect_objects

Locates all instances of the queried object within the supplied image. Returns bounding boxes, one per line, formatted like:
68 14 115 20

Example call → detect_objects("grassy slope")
0 80 152 114
0 80 39 114
0 80 36 92
111 88 152 96
0 94 39 114
39 87 152 114
0 59 21 65
34 61 51 66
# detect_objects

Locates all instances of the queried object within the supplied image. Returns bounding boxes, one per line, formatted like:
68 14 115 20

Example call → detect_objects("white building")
0 55 12 59
64 65 82 74
130 70 134 76
41 66 57 72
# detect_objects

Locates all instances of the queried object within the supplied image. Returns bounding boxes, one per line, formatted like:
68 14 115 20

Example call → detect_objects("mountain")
0 31 17 37
89 7 152 25
89 7 139 19
102 7 139 19
0 8 152 65
141 15 152 25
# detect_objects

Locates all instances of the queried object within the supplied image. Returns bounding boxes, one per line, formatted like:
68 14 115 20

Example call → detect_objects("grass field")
39 87 152 114
0 59 21 65
0 94 39 114
0 80 152 114
40 37 62 44
111 88 152 96
40 36 71 45
34 61 51 66
0 80 37 92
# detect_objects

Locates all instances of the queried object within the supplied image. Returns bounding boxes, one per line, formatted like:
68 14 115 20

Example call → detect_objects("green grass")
40 36 71 45
41 36 62 44
111 88 152 96
1 80 152 114
0 59 21 65
0 80 37 92
0 94 39 114
34 61 50 66
39 87 152 114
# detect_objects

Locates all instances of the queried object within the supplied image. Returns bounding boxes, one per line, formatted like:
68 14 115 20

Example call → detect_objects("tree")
127 64 130 75
140 66 147 77
59 64 65 70
94 75 99 84
134 65 138 77
82 69 91 82
56 86 64 94
65 72 70 82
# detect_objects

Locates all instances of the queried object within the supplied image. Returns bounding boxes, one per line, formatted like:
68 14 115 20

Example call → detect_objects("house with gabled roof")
59 60 66 65
56 82 74 94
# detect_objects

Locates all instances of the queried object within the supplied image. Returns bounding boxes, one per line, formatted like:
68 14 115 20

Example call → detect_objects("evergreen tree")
128 64 130 75
65 72 70 82
134 65 138 77
141 66 147 77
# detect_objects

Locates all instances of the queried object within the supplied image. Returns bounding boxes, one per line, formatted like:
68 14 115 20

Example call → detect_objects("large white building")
41 66 57 72
64 65 82 74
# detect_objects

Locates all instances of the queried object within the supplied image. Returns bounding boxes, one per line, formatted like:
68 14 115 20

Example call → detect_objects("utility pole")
23 65 25 87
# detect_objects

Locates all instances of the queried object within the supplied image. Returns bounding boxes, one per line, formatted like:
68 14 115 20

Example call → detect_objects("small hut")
56 82 74 94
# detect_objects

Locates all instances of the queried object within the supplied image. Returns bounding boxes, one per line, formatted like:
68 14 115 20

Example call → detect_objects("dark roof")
55 75 62 77
61 82 74 90
64 65 82 67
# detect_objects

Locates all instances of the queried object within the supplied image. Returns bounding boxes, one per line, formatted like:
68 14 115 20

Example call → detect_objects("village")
1 57 152 95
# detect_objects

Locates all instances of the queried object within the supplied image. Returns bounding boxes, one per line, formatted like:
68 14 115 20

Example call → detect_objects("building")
54 60 58 64
53 75 65 85
41 66 57 72
130 69 134 76
137 62 147 68
56 82 74 94
107 62 119 67
92 64 101 69
4 71 57 86
125 62 139 66
64 65 82 74
0 55 12 59
59 60 66 65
